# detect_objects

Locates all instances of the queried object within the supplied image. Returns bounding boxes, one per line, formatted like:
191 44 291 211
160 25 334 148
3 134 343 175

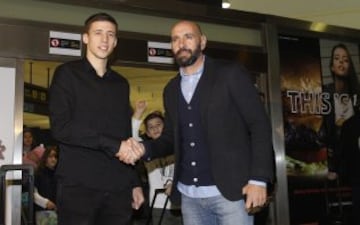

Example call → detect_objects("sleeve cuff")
248 180 267 187
141 141 152 161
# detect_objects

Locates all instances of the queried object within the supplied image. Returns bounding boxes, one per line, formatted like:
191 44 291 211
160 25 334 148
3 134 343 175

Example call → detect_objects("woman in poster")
323 43 360 181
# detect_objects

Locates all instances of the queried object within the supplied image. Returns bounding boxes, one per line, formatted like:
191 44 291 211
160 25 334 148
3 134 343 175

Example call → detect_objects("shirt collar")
179 56 205 79
82 57 112 78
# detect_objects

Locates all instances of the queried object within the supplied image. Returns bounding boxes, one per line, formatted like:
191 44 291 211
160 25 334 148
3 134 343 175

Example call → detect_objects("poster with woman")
319 40 360 180
279 36 359 224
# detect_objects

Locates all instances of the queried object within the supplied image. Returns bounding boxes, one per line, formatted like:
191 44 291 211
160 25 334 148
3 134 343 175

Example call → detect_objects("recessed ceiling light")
222 0 231 9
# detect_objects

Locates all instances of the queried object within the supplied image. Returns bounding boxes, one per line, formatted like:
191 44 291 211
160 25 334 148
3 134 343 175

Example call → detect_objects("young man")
49 12 143 225
128 20 275 225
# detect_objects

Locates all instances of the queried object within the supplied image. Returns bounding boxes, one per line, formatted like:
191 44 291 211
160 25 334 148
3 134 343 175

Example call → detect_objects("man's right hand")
115 138 145 165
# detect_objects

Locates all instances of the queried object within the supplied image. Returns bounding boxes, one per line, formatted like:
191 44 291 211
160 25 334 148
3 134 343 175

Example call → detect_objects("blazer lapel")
197 57 217 128
167 75 181 125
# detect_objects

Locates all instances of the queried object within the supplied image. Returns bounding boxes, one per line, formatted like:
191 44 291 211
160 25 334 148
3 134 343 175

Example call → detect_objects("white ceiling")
229 0 360 30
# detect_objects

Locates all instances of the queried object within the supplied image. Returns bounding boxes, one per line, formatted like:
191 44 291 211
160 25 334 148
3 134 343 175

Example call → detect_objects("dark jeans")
57 182 132 225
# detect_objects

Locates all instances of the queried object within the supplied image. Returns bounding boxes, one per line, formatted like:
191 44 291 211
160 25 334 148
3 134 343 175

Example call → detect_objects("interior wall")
0 0 262 47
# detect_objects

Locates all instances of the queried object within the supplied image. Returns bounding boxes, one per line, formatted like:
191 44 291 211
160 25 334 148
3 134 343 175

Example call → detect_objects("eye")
185 33 194 39
171 37 179 43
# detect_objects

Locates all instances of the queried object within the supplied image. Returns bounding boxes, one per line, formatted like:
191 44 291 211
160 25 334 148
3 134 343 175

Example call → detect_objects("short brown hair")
84 12 118 34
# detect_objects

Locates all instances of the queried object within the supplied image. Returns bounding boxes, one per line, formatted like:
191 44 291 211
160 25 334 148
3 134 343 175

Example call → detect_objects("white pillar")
0 59 24 225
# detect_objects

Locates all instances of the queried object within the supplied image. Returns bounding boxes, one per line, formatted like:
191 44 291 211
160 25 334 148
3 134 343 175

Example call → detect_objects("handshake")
115 137 145 165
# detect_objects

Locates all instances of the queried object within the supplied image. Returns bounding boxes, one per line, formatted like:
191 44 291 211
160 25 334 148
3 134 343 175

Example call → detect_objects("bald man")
131 20 274 225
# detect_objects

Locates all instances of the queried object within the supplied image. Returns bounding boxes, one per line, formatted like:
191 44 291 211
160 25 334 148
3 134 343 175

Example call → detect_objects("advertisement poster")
279 36 359 224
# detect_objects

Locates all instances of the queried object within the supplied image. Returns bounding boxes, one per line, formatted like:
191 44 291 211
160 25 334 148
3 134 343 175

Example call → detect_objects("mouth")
338 66 345 71
99 45 109 51
176 49 191 56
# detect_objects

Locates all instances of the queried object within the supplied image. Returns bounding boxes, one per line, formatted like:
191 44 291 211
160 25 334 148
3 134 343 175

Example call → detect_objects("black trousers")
57 182 133 225
352 185 360 225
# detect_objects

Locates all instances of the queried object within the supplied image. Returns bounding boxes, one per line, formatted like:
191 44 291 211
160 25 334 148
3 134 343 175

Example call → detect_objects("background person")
23 145 45 170
132 101 178 223
34 146 58 225
23 127 38 155
142 111 176 211
34 146 58 211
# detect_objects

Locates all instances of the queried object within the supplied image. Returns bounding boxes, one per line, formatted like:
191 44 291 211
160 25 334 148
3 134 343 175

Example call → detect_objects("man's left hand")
132 187 144 210
242 183 267 211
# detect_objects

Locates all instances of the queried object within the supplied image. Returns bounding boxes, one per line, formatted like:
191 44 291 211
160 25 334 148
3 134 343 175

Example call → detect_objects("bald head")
171 20 203 37
170 20 207 69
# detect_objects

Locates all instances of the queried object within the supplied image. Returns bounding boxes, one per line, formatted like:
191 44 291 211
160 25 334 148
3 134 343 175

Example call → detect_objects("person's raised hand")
133 100 147 120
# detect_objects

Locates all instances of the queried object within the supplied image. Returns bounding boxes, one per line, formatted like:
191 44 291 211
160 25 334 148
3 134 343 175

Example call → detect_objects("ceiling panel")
23 1 360 129
229 0 360 29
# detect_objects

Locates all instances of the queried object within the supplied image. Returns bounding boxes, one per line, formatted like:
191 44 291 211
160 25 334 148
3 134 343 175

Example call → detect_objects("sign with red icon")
147 41 173 64
49 31 81 56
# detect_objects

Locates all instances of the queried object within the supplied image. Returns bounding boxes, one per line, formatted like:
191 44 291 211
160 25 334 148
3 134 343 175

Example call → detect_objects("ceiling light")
222 0 231 9
310 22 327 32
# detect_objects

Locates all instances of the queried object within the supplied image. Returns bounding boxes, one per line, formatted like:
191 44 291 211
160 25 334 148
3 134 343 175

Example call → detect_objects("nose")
101 33 108 42
178 37 186 48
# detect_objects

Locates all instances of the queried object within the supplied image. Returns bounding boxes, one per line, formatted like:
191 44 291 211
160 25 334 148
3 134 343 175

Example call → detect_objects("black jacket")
146 57 274 204
49 58 139 191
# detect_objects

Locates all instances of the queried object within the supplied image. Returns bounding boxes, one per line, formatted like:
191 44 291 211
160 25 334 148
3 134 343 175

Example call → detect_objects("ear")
200 34 207 51
82 33 88 45
113 37 118 48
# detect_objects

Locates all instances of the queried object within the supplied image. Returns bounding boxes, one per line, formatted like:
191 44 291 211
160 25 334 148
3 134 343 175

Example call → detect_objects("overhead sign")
49 31 82 56
147 41 174 64
24 83 49 115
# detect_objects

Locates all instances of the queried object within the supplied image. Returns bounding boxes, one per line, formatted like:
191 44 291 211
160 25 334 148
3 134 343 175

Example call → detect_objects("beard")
174 44 201 67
